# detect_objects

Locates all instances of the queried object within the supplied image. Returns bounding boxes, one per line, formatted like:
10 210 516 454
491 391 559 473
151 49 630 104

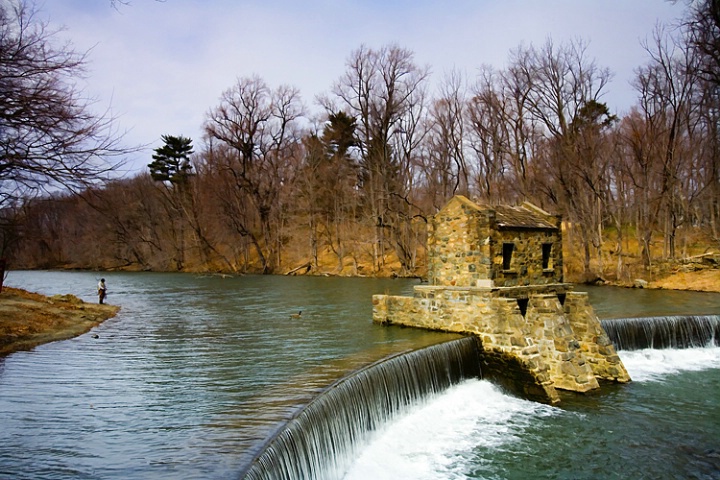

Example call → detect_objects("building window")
502 242 514 270
542 243 552 270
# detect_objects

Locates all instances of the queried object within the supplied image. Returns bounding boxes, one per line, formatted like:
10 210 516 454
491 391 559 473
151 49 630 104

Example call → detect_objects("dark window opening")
558 293 566 306
542 243 552 269
517 298 529 316
502 243 514 270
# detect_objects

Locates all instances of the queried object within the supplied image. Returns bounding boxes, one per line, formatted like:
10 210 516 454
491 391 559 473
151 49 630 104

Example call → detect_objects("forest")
2 1 719 284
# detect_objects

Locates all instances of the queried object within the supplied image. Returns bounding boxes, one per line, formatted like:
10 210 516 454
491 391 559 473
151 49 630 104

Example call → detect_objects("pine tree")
148 135 194 187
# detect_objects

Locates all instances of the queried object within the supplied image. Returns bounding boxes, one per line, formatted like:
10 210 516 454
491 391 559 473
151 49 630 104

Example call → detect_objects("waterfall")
239 336 482 480
601 315 720 351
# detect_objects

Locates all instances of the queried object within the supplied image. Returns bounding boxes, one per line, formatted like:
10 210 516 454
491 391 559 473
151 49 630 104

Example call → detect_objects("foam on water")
619 345 720 382
345 346 720 479
343 379 557 480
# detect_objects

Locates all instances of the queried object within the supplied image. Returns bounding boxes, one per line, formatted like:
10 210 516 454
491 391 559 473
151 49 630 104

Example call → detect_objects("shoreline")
598 269 720 294
1 268 717 357
0 287 120 357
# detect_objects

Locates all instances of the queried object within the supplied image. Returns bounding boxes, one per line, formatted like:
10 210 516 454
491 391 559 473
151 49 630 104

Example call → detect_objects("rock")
634 279 648 288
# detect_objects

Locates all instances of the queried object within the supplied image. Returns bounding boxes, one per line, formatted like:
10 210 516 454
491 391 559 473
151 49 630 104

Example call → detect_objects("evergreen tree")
148 135 194 187
147 135 194 270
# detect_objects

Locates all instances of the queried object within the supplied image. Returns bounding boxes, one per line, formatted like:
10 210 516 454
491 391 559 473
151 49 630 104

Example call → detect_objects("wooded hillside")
4 2 720 285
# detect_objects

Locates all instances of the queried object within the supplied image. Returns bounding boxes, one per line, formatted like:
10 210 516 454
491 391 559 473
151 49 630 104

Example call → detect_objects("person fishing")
97 278 107 304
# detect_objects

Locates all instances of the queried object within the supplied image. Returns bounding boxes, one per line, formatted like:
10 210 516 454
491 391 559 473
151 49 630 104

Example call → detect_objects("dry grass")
0 287 120 356
650 270 720 292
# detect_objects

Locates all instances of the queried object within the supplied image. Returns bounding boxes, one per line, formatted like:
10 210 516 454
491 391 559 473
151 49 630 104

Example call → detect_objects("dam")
4 271 719 479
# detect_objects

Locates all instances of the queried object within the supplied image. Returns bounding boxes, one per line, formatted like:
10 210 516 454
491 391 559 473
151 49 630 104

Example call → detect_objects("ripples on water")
0 271 454 479
2 271 720 479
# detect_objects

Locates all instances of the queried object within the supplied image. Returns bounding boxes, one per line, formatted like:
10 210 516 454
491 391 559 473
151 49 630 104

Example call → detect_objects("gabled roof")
437 196 558 230
441 195 482 212
494 203 558 230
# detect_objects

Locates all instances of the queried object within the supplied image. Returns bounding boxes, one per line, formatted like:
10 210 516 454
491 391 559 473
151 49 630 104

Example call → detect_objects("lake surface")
2 271 720 479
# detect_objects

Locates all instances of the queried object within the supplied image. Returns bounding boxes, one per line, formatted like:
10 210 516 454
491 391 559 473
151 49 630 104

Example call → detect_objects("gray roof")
493 204 558 229
437 196 560 230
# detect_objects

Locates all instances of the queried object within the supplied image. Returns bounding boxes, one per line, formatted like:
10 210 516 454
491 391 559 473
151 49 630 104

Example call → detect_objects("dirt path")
0 287 120 357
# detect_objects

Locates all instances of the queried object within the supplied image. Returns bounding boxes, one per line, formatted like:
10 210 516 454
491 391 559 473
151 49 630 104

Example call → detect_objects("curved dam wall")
239 314 711 478
240 337 482 480
602 315 720 350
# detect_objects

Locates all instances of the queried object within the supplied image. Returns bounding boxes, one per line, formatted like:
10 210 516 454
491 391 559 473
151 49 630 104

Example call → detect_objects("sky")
42 0 687 174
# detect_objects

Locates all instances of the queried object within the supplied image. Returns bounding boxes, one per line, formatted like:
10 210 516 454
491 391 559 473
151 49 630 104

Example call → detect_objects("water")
242 338 482 480
1 271 454 479
602 315 720 350
2 272 720 479
574 284 720 319
346 348 720 479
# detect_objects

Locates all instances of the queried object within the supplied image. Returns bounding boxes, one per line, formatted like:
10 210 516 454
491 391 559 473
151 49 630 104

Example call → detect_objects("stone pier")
372 196 630 404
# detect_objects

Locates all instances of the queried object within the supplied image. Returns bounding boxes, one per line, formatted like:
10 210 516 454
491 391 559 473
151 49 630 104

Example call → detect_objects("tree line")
4 1 720 282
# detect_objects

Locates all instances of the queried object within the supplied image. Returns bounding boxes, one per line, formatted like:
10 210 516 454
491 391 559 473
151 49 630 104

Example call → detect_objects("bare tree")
631 25 700 264
296 112 359 272
204 76 305 273
513 38 614 279
469 62 540 202
0 1 128 206
423 69 471 209
467 67 515 203
332 44 430 273
684 0 720 242
0 0 131 269
685 0 720 86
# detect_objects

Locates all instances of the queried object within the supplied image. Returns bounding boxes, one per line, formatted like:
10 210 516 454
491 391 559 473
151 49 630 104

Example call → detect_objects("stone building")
428 195 564 289
373 195 630 404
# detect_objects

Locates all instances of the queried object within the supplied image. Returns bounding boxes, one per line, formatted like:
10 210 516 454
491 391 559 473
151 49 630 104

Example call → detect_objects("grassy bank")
0 287 120 357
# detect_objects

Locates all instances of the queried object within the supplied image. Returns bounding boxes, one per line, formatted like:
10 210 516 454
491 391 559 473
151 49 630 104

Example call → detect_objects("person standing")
97 278 107 304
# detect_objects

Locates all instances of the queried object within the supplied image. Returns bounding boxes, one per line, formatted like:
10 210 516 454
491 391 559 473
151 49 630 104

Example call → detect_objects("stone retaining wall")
373 286 630 404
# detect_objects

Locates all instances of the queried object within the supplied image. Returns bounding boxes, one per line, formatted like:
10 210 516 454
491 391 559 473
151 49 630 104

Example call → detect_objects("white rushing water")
344 346 720 480
343 379 558 480
620 345 720 382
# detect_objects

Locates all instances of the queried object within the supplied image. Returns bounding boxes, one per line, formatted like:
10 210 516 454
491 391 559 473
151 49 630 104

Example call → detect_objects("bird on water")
290 311 302 319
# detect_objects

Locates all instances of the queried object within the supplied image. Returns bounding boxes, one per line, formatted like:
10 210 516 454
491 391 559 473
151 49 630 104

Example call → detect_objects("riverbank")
646 269 720 292
0 287 120 357
599 266 720 293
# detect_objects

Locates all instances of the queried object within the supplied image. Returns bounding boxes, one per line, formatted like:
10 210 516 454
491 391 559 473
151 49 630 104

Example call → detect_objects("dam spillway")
602 315 720 350
240 337 482 480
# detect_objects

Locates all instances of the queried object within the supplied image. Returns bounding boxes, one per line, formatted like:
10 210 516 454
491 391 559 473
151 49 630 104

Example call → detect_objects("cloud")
44 0 686 172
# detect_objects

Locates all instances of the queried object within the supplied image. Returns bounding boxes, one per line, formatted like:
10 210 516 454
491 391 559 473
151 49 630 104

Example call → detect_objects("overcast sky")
43 0 686 173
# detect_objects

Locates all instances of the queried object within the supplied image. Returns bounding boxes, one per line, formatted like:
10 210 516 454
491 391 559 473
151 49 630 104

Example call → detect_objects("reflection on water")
1 271 719 479
575 284 720 318
0 271 456 479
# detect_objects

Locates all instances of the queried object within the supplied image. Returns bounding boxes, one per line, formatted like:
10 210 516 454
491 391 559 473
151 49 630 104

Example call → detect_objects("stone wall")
493 228 563 287
563 292 631 383
426 196 564 288
373 286 631 404
523 294 598 392
427 196 492 287
374 195 630 404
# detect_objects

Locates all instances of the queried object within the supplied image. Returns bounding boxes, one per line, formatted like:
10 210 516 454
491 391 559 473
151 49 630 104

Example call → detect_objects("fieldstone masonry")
373 195 630 404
